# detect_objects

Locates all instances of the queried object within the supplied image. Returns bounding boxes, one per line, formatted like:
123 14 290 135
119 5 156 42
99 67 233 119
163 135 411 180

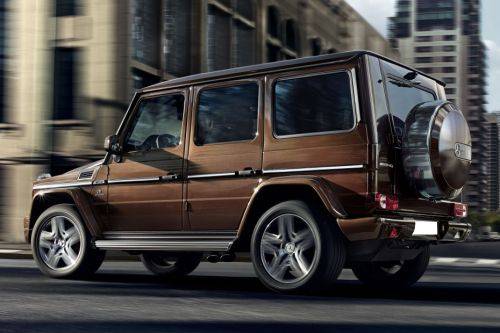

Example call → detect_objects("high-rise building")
390 0 488 212
0 0 397 242
485 112 500 212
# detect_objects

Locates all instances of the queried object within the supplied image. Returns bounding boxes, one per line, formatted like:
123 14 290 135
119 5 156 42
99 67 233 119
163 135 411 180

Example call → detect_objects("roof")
142 50 445 92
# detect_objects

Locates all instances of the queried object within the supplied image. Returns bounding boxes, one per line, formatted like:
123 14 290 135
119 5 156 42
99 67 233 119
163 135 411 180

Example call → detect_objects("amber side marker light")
453 203 468 218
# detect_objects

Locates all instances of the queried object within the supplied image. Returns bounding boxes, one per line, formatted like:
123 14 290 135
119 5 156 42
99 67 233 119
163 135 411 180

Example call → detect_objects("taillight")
375 193 399 211
453 203 467 218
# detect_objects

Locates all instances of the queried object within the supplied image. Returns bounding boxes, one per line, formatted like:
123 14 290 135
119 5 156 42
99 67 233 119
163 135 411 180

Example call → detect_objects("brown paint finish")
105 89 189 232
26 51 468 247
185 79 264 231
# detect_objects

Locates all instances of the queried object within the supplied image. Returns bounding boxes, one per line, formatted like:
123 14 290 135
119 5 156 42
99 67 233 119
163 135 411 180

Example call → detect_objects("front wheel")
351 244 430 288
31 204 105 279
250 200 346 293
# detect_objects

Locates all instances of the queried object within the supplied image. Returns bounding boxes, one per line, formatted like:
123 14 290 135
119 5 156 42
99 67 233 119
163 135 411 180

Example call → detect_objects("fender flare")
30 188 102 239
237 175 347 238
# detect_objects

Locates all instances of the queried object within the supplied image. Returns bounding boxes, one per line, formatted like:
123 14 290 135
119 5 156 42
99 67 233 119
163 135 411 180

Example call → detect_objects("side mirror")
104 135 122 155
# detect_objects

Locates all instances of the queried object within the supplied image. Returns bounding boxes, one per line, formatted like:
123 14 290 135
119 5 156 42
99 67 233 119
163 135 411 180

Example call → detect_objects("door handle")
236 168 260 177
160 174 180 181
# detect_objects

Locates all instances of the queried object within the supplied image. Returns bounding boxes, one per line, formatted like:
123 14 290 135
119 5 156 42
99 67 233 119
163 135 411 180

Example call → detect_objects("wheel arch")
29 188 101 241
234 176 347 252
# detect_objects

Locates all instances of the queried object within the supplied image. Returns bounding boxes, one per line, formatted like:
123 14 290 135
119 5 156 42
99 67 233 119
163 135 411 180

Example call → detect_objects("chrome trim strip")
262 164 364 174
187 172 236 179
107 177 159 184
101 231 237 240
94 240 233 251
33 181 93 190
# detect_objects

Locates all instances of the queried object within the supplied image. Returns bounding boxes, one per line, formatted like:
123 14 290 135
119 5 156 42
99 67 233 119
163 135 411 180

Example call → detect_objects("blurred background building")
0 0 397 242
390 0 492 213
485 112 500 212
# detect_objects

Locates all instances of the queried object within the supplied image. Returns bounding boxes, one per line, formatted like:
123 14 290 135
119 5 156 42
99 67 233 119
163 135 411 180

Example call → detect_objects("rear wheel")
31 204 105 279
250 200 345 292
351 245 430 288
140 252 202 278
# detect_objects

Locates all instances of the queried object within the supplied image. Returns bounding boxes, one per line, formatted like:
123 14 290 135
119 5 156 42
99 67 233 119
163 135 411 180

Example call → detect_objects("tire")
250 200 346 292
31 204 105 279
140 252 202 278
351 244 430 288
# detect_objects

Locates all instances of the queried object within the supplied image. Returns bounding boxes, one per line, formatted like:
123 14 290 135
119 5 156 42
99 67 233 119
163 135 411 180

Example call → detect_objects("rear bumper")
338 216 471 242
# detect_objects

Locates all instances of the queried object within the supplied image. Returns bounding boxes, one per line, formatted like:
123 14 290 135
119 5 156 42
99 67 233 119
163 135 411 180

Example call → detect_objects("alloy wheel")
37 216 82 271
259 213 318 284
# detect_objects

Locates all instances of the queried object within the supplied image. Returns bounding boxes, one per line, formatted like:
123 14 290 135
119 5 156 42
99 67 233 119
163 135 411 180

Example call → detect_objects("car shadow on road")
83 271 500 304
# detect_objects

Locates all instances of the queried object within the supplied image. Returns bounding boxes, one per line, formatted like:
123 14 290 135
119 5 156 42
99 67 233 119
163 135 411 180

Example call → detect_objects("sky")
345 0 500 112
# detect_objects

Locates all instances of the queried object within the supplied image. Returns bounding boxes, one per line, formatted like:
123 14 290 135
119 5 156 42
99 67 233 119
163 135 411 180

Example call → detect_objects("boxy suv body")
26 51 471 292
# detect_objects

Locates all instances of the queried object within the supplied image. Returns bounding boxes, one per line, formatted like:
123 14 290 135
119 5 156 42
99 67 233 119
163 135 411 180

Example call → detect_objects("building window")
415 46 433 52
53 48 79 120
0 2 6 123
131 0 161 68
442 45 456 52
442 56 456 62
415 57 433 63
55 0 80 17
164 0 193 77
195 83 259 145
267 6 280 38
442 67 455 73
416 0 456 31
284 19 298 51
206 2 256 71
443 77 456 84
415 36 432 42
310 38 322 56
445 88 456 95
273 72 354 137
443 35 456 41
416 67 434 73
266 8 300 62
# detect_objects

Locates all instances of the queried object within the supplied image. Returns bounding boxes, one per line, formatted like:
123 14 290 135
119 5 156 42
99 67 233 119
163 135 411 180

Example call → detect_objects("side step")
94 231 237 252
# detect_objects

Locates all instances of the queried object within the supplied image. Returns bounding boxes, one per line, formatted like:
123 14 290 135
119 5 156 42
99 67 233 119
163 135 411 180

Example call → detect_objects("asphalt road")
1 257 500 333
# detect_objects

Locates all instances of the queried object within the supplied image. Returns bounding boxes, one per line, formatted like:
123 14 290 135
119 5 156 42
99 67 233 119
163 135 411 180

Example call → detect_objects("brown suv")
25 51 471 292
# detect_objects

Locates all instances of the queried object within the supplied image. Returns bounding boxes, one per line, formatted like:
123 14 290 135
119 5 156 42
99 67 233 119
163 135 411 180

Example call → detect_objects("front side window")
195 83 259 145
273 71 354 137
125 94 184 152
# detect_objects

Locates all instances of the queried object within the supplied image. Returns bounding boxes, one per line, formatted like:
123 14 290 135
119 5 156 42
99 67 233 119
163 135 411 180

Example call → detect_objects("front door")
105 90 187 232
186 80 263 231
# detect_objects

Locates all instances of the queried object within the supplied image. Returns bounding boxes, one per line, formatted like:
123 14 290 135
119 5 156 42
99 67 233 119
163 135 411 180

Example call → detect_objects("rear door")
185 79 263 231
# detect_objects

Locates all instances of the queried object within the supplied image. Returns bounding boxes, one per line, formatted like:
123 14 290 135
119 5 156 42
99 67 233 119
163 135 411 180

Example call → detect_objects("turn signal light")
375 193 399 211
453 203 468 218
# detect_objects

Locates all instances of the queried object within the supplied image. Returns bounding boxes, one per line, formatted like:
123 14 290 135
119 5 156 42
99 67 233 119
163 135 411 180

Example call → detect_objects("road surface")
0 256 500 333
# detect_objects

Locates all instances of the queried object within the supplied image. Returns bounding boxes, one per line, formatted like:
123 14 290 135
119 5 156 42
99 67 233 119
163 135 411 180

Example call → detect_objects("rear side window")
273 71 354 137
195 83 259 145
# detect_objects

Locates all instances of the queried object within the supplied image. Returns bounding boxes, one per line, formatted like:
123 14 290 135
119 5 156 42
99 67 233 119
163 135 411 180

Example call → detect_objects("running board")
94 231 237 252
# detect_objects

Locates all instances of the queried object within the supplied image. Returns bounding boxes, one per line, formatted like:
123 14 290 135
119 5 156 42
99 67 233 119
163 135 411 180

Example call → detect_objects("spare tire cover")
402 100 471 200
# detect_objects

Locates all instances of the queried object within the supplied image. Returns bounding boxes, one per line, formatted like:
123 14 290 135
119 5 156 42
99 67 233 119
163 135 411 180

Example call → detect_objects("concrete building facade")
0 0 397 242
390 0 489 212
